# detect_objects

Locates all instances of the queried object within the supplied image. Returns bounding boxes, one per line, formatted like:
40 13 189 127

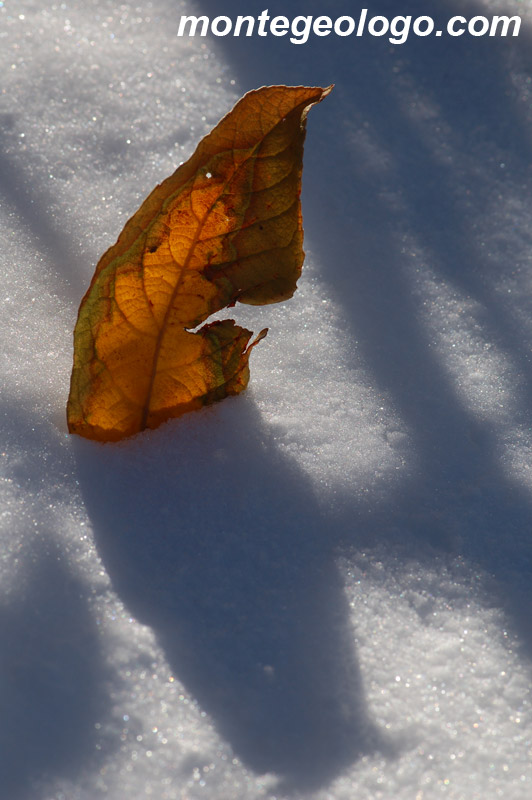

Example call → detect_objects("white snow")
2 0 532 798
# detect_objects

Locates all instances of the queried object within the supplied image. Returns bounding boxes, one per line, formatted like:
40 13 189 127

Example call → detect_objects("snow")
2 0 532 797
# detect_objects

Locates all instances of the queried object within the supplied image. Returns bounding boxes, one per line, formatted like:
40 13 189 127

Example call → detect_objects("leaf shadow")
73 399 394 791
0 535 111 800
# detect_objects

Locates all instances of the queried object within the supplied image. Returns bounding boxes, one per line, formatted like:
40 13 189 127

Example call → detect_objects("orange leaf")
67 84 332 442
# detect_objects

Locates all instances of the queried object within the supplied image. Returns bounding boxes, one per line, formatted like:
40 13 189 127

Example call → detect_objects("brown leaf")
67 84 332 441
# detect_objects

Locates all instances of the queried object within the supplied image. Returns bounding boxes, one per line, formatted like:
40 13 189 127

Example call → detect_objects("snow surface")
2 0 532 797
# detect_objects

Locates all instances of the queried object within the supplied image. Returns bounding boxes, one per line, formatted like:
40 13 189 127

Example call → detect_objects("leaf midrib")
138 145 260 429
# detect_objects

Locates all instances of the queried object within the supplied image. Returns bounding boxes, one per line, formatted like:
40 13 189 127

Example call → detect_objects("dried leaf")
67 84 331 441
